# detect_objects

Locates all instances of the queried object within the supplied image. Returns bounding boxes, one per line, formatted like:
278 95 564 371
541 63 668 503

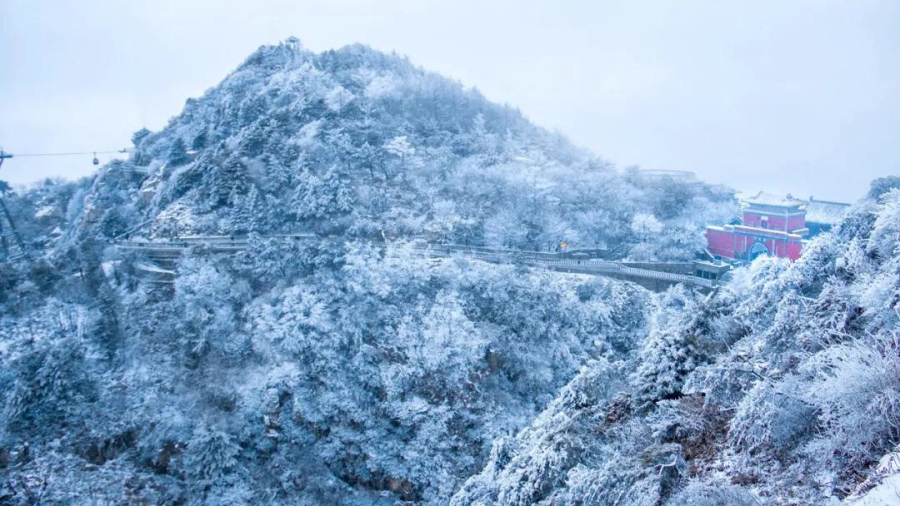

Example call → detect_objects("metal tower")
0 150 29 262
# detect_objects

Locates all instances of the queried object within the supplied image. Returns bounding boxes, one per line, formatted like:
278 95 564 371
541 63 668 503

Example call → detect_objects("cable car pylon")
0 150 30 263
0 144 132 264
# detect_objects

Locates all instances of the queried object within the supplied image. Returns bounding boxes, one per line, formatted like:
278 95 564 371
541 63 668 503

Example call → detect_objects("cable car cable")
12 149 127 157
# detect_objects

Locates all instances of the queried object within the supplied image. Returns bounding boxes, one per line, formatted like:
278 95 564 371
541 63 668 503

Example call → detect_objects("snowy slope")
452 183 900 505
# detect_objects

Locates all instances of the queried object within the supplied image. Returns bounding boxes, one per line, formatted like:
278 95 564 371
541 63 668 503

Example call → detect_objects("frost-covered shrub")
3 334 96 432
867 175 900 200
855 257 900 332
631 287 704 407
727 377 814 457
802 331 900 470
799 279 860 349
184 426 241 485
867 188 900 259
728 256 794 334
665 482 759 506
557 456 673 506
452 359 629 505
649 396 730 463
174 258 252 361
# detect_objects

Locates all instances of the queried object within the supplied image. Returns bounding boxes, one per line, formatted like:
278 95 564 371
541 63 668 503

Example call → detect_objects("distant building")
639 170 705 187
805 197 851 236
705 191 848 263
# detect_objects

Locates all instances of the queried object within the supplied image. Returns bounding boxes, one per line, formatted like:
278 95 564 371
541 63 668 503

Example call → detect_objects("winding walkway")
114 235 718 290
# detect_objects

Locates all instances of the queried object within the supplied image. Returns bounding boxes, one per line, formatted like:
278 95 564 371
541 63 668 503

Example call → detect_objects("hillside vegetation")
452 180 900 505
1 40 897 505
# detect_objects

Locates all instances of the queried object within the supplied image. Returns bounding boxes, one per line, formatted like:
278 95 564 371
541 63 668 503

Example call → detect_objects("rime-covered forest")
1 41 899 505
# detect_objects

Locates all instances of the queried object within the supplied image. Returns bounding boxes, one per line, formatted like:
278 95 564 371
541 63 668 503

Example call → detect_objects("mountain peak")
69 42 732 262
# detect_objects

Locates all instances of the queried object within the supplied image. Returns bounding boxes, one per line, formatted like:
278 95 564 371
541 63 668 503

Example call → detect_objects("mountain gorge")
1 39 898 505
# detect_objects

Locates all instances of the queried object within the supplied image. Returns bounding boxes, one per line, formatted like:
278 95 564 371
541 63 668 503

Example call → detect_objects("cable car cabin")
93 153 99 165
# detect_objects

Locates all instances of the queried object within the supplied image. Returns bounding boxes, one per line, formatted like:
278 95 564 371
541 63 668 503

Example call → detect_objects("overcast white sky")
1 0 897 201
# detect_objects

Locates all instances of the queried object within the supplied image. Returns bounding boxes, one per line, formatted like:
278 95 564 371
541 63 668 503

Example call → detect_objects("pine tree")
191 128 208 150
167 138 190 167
5 334 95 432
184 426 240 485
631 288 705 408
203 155 248 207
228 184 266 234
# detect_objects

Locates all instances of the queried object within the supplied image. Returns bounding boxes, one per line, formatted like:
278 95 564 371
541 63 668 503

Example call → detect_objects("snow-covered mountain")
59 39 735 258
1 39 898 505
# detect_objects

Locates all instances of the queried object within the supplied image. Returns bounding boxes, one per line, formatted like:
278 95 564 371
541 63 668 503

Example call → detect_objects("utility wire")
12 150 129 157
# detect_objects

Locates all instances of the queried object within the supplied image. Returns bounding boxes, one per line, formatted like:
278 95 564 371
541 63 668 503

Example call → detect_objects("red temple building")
706 192 815 262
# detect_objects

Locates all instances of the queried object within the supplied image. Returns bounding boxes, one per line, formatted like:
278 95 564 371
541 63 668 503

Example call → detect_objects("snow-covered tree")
167 138 190 167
